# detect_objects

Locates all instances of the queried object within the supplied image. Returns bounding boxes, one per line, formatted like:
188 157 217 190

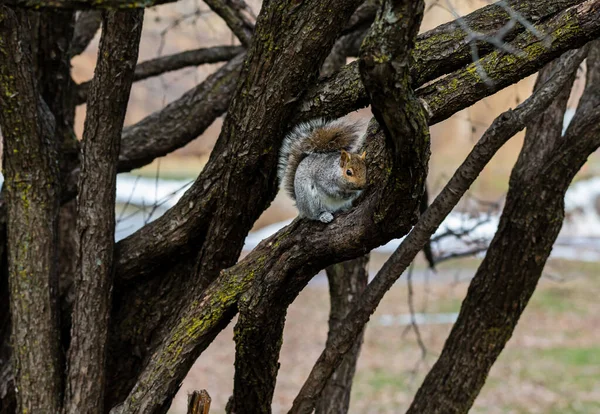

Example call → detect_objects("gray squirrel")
278 118 367 223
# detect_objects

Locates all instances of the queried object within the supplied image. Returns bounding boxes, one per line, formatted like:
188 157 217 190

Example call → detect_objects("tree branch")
289 45 590 414
315 257 369 414
297 0 598 124
110 0 365 411
97 9 600 400
203 0 253 47
64 9 143 414
406 41 600 414
76 45 244 104
0 7 62 413
420 0 600 124
117 53 244 172
69 10 101 57
0 0 173 9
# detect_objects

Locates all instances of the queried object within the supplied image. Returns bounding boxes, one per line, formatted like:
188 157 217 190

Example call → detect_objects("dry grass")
167 257 600 413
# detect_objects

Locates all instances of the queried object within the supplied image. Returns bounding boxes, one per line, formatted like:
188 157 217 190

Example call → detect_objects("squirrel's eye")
346 169 353 176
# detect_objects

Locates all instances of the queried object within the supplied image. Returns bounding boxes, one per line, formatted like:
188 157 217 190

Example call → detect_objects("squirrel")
277 118 367 223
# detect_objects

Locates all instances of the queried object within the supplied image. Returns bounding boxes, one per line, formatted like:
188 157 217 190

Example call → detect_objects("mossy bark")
0 7 62 414
406 44 600 414
63 9 143 414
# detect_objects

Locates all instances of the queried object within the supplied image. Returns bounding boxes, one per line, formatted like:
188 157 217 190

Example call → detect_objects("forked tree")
1 0 600 413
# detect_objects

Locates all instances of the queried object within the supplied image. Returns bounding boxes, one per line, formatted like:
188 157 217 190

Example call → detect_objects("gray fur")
293 153 362 222
278 118 366 222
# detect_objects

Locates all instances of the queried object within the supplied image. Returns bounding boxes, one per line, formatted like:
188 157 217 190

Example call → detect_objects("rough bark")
111 0 365 411
317 19 371 414
1 0 173 9
69 10 101 57
0 202 13 414
76 45 244 104
298 0 600 124
64 10 143 414
228 306 287 414
405 42 600 414
34 8 80 293
0 7 62 414
288 46 590 414
315 257 368 414
0 9 79 412
97 3 600 409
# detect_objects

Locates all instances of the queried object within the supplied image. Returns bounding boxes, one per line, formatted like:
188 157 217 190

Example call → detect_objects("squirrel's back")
278 118 363 200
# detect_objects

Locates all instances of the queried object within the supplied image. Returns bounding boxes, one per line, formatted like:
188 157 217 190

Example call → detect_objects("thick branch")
0 7 62 413
64 9 143 414
111 0 365 411
359 0 426 158
69 10 101 57
289 46 590 414
76 45 244 104
406 42 600 414
420 0 600 124
297 0 598 124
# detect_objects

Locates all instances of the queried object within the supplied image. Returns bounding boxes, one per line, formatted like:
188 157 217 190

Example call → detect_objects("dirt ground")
166 255 600 414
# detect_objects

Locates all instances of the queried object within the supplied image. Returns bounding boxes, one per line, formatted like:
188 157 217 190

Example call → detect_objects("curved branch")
76 45 244 104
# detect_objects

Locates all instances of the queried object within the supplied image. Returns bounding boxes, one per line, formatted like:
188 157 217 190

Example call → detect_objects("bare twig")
406 261 428 374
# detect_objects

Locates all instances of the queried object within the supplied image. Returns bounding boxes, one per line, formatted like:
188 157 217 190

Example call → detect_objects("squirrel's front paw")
318 212 334 223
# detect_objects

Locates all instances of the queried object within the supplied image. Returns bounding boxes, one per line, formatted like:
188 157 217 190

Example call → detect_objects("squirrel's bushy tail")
278 118 363 200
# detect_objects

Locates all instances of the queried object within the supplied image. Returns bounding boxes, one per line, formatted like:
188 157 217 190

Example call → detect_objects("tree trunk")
64 9 143 414
315 256 368 414
0 8 62 413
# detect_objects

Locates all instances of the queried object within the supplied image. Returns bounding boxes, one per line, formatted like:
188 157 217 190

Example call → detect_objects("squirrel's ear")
360 151 366 160
340 150 350 166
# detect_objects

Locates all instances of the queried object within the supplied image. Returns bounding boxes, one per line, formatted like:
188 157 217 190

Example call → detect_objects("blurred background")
31 0 600 412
